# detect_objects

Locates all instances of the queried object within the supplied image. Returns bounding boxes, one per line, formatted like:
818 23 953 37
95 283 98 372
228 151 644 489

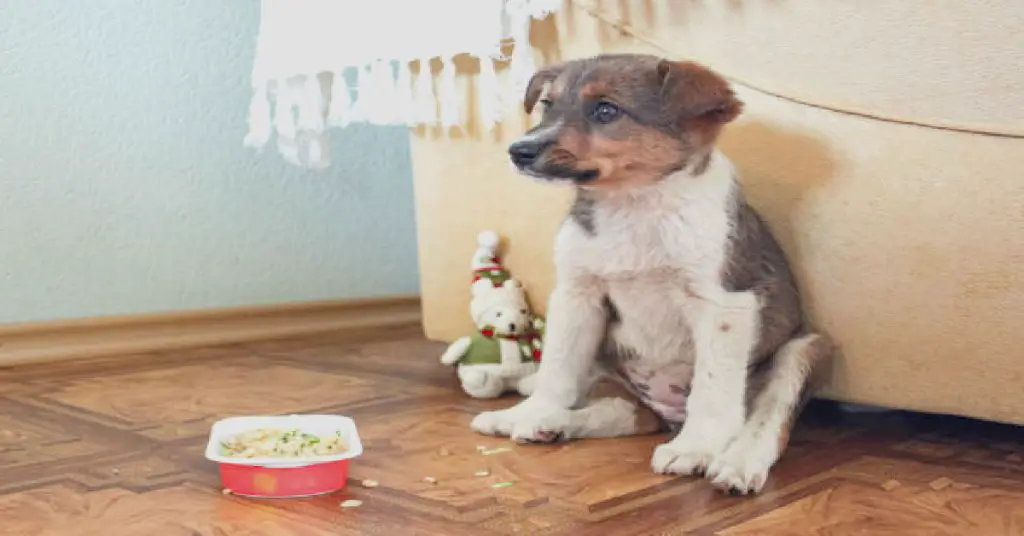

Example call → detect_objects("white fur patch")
529 281 608 408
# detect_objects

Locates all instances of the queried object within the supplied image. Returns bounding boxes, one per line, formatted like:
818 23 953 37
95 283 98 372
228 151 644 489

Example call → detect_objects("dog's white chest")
606 277 695 363
556 161 735 283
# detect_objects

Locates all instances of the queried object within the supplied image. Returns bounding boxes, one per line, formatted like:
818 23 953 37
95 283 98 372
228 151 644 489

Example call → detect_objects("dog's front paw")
652 413 742 476
705 432 779 496
651 439 718 476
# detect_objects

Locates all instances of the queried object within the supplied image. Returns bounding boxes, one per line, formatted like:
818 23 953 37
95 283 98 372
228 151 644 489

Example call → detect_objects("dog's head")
507 54 742 189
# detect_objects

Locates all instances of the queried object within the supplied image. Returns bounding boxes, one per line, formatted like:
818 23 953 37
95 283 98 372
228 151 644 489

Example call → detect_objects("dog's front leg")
471 279 606 442
651 289 758 477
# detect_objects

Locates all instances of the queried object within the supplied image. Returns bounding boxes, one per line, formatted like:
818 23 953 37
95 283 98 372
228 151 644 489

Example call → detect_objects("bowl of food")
204 414 363 498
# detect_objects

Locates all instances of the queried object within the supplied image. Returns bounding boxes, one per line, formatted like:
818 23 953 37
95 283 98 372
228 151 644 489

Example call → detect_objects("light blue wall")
0 1 420 324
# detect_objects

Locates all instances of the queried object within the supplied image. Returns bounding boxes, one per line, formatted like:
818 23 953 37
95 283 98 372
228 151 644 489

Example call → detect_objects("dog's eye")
538 98 553 108
496 312 503 318
590 101 621 124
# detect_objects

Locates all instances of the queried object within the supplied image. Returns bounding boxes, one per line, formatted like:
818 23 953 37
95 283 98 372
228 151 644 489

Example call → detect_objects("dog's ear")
656 60 743 126
523 65 564 114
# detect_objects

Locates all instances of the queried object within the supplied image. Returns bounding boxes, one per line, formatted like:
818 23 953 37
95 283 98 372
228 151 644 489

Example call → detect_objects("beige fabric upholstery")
410 1 1024 425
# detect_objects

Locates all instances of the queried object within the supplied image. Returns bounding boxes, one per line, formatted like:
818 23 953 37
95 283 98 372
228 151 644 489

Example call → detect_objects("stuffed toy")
440 231 545 398
471 230 510 287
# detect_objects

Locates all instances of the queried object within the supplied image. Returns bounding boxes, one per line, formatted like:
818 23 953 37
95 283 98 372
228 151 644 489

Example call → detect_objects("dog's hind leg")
704 333 834 495
509 378 662 443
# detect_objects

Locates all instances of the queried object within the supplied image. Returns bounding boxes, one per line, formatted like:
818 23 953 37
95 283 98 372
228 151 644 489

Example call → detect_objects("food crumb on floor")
221 488 233 495
491 481 514 489
340 500 362 508
361 479 379 488
423 476 437 484
929 477 953 490
474 470 490 477
880 479 900 491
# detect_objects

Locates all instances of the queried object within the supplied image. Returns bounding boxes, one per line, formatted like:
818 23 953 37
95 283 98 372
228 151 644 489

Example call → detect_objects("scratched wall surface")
0 1 420 324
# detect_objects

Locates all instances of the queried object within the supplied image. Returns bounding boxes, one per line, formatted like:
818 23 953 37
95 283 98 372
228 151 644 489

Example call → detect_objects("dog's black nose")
508 140 544 166
508 322 517 331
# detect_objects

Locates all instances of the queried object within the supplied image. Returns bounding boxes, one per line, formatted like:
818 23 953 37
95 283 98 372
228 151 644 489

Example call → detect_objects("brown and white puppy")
471 54 833 495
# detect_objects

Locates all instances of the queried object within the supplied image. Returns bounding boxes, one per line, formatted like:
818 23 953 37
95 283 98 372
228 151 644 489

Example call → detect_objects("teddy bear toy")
439 231 544 399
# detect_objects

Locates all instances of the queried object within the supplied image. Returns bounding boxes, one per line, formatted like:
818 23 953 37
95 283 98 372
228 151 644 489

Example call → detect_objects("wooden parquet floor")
1 326 1022 535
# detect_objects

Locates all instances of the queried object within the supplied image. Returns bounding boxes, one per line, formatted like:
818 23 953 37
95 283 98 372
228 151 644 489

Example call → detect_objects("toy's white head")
469 279 531 336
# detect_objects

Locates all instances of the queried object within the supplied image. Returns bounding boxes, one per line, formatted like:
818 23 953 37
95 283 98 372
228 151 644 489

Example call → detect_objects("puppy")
470 54 833 495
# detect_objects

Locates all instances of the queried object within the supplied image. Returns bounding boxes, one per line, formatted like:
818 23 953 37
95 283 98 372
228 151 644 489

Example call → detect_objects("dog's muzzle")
508 138 599 184
508 139 551 169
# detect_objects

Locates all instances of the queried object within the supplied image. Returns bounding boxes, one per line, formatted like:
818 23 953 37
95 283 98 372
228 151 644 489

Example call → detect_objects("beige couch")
410 1 1024 426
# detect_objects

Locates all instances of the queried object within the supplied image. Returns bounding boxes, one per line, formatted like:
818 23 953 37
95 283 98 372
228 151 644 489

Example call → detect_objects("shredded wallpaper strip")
244 0 561 168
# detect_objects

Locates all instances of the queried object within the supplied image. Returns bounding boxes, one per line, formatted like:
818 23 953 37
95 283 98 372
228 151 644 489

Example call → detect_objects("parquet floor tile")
0 329 1021 535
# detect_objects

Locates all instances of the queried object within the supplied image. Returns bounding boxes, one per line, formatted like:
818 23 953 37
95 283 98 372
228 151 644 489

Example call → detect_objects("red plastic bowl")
205 415 363 499
218 459 351 498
